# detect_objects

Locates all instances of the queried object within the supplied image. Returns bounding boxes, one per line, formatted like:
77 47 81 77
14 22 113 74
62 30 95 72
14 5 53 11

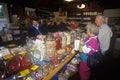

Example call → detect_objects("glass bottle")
65 32 71 45
45 33 56 57
61 32 67 48
55 34 61 50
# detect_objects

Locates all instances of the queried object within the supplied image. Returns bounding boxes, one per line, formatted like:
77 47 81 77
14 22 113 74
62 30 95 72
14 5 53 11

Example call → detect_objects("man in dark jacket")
29 17 42 37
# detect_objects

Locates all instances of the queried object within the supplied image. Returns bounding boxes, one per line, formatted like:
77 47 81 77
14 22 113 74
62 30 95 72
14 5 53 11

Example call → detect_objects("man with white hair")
95 15 113 55
94 15 113 80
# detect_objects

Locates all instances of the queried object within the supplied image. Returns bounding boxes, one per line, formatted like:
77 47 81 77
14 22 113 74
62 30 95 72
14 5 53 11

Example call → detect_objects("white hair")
97 14 106 22
86 22 99 35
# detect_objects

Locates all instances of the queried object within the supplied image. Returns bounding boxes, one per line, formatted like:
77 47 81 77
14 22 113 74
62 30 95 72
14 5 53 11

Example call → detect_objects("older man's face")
95 16 103 27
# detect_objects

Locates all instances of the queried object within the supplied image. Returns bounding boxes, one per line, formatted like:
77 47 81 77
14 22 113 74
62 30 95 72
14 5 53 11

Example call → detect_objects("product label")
20 69 30 76
31 65 39 71
3 54 13 60
18 50 27 55
26 77 31 80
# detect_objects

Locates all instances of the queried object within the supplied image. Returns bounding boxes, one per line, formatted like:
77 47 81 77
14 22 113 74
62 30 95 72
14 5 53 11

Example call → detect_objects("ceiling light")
77 4 85 9
64 0 73 2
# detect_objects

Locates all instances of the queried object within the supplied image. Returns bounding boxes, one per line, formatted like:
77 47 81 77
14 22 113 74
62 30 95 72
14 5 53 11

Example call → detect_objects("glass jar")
34 38 46 61
65 32 71 45
5 55 20 77
29 49 41 65
45 33 56 57
61 32 67 48
51 53 59 67
55 35 61 50
34 68 43 80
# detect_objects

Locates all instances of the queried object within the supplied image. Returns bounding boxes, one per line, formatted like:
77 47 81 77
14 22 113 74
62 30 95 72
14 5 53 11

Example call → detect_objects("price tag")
3 54 14 60
18 50 27 55
20 69 30 76
26 77 31 80
31 65 39 71
30 47 36 51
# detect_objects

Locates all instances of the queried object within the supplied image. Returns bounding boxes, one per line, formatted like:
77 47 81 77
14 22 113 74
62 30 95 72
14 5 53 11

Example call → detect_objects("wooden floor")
68 50 120 80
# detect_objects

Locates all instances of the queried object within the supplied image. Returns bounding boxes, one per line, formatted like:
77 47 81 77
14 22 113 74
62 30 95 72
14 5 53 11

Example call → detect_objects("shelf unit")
11 26 21 41
67 11 103 24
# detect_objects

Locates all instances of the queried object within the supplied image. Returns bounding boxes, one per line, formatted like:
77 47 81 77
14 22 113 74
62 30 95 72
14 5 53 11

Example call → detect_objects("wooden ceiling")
1 0 120 12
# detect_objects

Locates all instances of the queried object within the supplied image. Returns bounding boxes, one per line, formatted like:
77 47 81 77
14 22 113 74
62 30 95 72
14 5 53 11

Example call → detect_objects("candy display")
0 30 80 80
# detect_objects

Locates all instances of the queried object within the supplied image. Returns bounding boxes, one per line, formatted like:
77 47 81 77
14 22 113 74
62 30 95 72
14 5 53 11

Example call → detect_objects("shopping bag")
87 51 104 68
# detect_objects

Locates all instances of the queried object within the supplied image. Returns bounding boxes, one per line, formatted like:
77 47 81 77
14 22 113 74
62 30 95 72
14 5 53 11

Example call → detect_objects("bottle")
45 33 56 57
61 32 67 48
55 34 61 50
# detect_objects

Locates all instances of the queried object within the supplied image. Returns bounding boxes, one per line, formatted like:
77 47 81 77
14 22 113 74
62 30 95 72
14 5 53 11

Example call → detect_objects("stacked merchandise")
0 30 83 80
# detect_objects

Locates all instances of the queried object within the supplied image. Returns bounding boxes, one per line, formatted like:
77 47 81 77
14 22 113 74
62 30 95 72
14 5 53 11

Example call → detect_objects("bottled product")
55 35 61 50
45 33 56 57
61 32 67 48
65 32 71 45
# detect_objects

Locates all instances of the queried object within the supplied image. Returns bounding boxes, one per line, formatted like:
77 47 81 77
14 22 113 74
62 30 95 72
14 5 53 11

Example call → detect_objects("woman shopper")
79 23 100 80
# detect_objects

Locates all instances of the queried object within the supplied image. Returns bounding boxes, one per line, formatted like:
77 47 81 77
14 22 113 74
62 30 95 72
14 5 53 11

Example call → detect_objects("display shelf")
11 27 21 41
67 11 103 24
42 52 76 80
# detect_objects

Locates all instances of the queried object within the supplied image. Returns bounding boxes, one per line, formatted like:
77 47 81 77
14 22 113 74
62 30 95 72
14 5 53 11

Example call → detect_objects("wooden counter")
42 52 76 80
